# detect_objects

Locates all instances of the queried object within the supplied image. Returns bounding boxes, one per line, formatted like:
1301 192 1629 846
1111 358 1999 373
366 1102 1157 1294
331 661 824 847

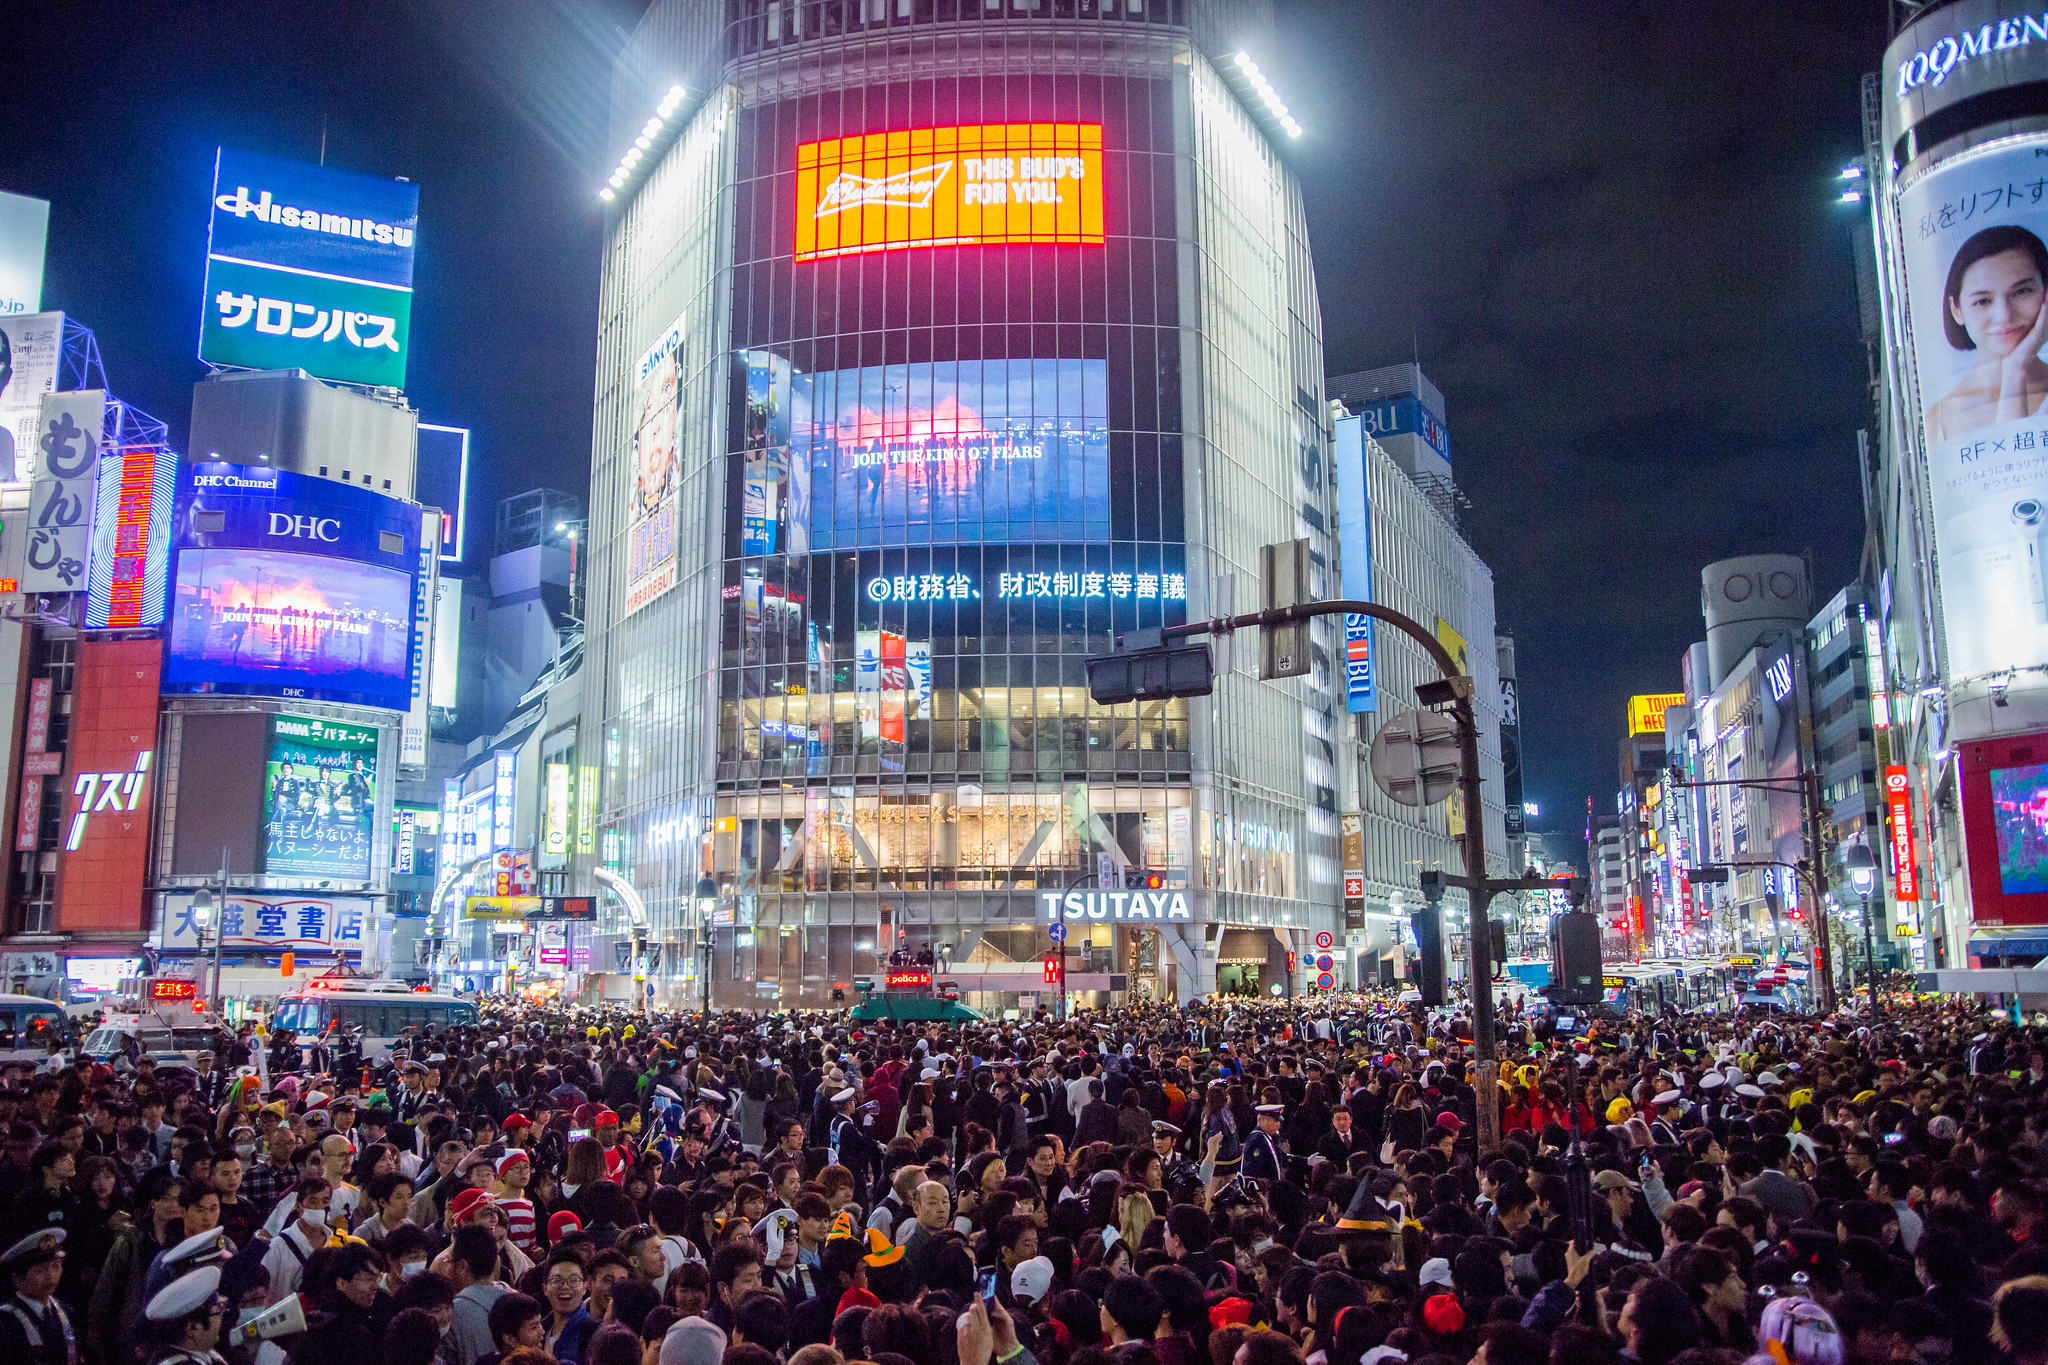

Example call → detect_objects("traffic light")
1086 632 1214 704
1140 871 1163 890
1410 906 1446 1006
1287 950 1296 974
1489 921 1507 967
1550 911 1603 1004
1043 953 1062 985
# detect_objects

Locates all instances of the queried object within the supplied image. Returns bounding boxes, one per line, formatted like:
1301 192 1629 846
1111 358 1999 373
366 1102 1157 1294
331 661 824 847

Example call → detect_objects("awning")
1217 929 1273 965
1968 936 2048 959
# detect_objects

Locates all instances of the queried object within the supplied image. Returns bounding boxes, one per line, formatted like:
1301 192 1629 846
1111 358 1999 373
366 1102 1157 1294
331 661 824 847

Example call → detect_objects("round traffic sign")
1048 923 1066 943
1314 931 1334 950
1317 972 1335 990
1316 954 1334 971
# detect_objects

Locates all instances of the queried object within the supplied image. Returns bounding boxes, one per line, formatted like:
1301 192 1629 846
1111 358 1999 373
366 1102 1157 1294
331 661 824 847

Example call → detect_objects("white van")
78 1010 223 1068
270 979 478 1063
0 993 67 1065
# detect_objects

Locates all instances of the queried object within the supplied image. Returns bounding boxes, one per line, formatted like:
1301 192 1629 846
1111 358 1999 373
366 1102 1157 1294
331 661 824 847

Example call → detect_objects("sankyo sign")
201 256 410 389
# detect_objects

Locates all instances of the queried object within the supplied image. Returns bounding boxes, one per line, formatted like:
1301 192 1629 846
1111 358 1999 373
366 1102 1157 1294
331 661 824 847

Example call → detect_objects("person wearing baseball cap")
492 1151 539 1255
0 1229 72 1365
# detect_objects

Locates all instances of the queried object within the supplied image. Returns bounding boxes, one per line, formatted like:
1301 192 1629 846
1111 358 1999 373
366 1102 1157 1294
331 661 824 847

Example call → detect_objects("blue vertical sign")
1333 415 1377 714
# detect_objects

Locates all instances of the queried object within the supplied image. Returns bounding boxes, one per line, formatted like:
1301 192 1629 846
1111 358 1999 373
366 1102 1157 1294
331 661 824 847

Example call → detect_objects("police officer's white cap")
1256 1105 1285 1115
832 1087 857 1103
146 1265 222 1322
163 1228 230 1270
1152 1121 1181 1136
0 1228 62 1272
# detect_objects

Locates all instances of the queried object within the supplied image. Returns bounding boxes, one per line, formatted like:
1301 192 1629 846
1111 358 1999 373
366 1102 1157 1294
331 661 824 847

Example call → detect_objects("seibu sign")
796 123 1105 262
1040 889 1193 922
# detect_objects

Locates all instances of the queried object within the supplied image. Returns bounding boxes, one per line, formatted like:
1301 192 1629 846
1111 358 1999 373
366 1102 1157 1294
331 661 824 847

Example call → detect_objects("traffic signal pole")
1149 597 1506 1156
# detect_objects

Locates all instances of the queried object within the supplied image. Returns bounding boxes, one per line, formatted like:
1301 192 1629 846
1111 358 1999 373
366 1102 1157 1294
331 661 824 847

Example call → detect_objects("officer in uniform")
695 1089 738 1155
142 1265 228 1365
1243 1104 1287 1183
0 1229 74 1365
827 1088 878 1194
1151 1121 1186 1176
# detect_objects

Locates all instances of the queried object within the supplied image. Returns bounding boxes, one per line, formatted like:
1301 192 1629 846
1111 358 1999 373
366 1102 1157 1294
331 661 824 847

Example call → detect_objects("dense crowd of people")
3 990 2048 1365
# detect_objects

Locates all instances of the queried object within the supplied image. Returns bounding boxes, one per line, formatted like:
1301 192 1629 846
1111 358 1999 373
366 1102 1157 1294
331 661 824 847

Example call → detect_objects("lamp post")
694 876 718 1018
1843 841 1881 1021
188 850 228 1015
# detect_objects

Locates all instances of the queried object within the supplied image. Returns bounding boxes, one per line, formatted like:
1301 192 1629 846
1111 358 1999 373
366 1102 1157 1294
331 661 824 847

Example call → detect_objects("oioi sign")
200 147 419 390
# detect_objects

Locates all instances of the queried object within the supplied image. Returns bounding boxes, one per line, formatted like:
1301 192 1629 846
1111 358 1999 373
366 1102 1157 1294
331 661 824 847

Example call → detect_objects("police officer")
142 1265 228 1365
1243 1104 1287 1183
827 1088 878 1193
1152 1121 1186 1176
0 1230 75 1365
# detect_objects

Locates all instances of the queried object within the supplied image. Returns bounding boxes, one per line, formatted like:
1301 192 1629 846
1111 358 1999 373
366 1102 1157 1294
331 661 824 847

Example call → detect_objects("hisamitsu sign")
200 146 419 390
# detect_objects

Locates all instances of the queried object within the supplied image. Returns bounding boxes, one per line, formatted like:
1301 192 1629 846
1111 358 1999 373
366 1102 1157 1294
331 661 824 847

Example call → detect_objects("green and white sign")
201 147 419 390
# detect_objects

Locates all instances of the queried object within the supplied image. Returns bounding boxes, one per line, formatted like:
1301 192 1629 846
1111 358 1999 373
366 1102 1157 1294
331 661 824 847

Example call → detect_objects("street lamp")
189 850 228 1016
694 876 718 1017
1843 842 1881 1021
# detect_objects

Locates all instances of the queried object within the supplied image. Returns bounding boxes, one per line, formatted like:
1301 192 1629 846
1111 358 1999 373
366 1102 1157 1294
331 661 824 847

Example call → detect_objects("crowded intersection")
0 988 2038 1365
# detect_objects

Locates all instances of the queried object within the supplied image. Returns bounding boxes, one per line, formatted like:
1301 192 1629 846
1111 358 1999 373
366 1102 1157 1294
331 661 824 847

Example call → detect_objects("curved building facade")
583 0 1347 1009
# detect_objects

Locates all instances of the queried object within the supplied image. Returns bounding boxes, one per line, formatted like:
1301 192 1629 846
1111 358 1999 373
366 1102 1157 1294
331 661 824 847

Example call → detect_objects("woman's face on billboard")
1952 248 2046 357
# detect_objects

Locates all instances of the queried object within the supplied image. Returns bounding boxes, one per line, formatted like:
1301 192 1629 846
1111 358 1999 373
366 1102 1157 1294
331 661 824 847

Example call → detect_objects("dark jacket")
285 1289 385 1365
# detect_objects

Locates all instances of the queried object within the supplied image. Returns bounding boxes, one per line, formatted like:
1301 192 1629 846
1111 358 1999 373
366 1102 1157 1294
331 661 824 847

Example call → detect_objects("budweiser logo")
814 160 954 217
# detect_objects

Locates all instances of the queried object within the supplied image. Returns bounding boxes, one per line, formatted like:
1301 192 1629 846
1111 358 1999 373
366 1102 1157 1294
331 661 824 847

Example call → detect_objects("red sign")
1342 874 1365 898
150 979 196 1001
25 678 51 755
884 969 933 989
1680 872 1698 921
1886 765 1919 901
98 446 169 628
1043 953 1061 985
14 777 40 853
56 640 162 933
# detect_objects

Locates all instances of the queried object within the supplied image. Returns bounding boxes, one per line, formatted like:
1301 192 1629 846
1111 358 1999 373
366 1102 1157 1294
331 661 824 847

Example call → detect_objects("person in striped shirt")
490 1151 539 1255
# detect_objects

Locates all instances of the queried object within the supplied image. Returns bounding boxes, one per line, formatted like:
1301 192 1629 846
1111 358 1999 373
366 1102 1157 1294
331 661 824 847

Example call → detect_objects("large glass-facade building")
583 0 1352 1008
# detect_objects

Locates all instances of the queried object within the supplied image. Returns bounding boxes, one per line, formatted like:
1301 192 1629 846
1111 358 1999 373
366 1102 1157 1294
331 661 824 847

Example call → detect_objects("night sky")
2 2 1888 848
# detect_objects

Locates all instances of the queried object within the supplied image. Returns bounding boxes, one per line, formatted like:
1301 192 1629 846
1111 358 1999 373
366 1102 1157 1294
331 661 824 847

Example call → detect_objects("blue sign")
165 463 425 710
200 147 420 389
1333 415 1378 714
1353 393 1450 464
1048 923 1066 943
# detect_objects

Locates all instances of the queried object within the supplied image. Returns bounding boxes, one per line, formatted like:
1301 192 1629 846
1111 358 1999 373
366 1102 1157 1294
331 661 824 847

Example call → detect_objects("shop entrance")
1215 962 1264 996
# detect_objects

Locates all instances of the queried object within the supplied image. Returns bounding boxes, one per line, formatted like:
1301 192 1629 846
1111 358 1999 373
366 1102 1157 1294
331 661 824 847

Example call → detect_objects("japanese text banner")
155 892 373 952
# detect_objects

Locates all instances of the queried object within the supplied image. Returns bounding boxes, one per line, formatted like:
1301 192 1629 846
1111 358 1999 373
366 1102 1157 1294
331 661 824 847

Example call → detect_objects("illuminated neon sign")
65 752 152 852
883 969 933 989
795 123 1105 262
150 979 197 1001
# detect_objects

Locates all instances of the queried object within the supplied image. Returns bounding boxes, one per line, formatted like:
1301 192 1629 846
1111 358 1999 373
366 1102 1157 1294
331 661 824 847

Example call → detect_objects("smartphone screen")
978 1267 998 1300
570 1128 592 1142
1884 1131 1905 1145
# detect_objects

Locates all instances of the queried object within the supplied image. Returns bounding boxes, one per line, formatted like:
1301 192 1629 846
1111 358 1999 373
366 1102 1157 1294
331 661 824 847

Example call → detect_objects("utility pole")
1092 586 1507 1153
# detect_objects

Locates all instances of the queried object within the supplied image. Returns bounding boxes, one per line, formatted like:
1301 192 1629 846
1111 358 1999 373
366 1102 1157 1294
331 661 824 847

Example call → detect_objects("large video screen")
1994 761 2048 895
167 546 415 710
780 357 1108 552
263 714 378 879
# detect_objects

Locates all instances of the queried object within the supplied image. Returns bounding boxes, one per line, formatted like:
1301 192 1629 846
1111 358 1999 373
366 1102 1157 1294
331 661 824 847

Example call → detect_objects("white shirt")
261 1223 324 1303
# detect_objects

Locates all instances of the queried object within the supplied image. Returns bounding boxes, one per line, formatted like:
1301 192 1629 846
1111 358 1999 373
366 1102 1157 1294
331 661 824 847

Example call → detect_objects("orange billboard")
794 123 1104 262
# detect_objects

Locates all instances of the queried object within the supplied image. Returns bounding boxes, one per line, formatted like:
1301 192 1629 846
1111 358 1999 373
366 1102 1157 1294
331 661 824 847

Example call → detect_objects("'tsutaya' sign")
1039 890 1193 921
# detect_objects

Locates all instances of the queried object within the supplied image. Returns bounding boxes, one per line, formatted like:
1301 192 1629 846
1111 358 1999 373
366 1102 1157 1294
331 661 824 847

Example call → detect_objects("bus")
271 980 478 1063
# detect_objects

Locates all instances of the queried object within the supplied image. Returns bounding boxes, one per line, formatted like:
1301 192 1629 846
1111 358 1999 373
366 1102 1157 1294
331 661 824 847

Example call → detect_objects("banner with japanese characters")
199 147 418 390
261 714 379 879
0 311 61 488
23 389 104 594
156 892 373 953
1899 137 2048 679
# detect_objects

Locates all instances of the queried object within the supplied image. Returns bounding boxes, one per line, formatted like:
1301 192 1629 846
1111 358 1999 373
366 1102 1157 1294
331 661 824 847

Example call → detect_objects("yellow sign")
1433 618 1471 675
1728 956 1756 966
1603 975 1626 989
465 896 542 920
1628 693 1686 735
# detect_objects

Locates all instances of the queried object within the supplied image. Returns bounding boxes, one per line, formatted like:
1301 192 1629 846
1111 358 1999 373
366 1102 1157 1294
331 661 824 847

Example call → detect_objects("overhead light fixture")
1841 163 1864 180
1228 52 1302 141
603 82 688 202
1841 189 1862 204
